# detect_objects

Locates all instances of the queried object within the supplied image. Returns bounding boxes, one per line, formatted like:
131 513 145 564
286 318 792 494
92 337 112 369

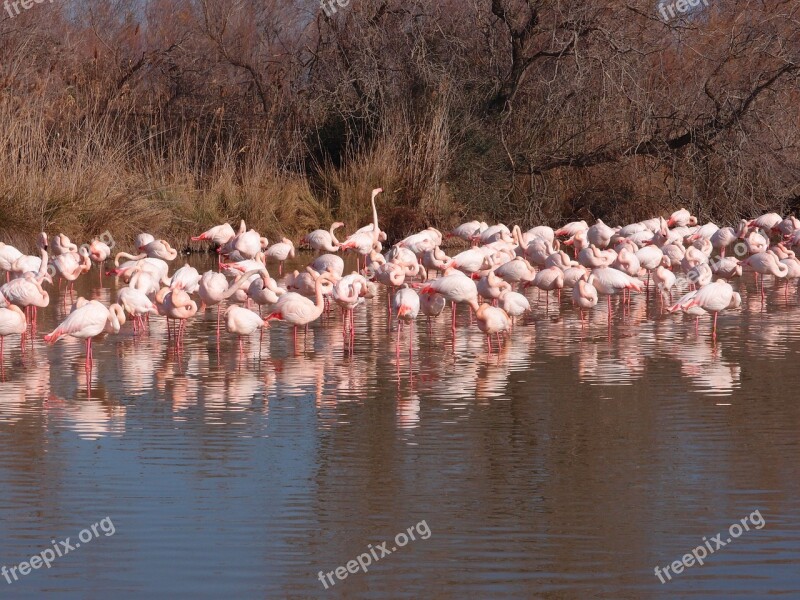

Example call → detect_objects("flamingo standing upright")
339 188 384 270
742 252 789 302
225 305 269 356
590 267 644 324
393 285 420 357
116 287 158 333
332 273 369 345
155 288 198 347
419 268 479 336
266 272 336 349
0 275 50 329
43 300 126 368
265 237 296 275
499 289 530 325
572 273 598 324
669 280 741 340
0 242 23 281
466 298 511 353
0 296 26 366
303 222 344 254
53 247 91 300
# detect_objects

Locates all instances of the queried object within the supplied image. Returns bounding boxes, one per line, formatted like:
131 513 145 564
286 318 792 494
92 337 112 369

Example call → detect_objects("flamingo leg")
409 319 414 360
712 312 718 343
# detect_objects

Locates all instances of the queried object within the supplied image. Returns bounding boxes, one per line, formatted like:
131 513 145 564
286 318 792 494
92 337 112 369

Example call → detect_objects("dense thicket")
1 0 798 247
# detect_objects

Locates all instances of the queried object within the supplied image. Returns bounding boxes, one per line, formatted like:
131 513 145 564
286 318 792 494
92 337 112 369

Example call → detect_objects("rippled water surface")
1 255 799 598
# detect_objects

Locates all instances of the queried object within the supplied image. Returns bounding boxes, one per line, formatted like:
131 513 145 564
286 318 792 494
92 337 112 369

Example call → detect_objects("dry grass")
0 98 333 252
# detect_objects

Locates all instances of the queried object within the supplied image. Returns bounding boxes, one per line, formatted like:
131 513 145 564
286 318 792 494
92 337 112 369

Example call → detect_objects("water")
1 255 799 598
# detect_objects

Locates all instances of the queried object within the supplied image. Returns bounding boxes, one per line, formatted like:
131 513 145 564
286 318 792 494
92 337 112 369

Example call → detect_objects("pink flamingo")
530 266 564 311
266 272 336 349
192 223 236 245
0 295 26 366
669 281 741 340
116 287 158 333
332 273 369 345
590 267 644 323
53 247 91 300
419 268 479 336
466 298 511 353
155 288 198 347
302 222 345 254
499 289 530 325
44 300 126 368
572 273 598 324
0 242 23 281
265 237 296 275
339 188 383 270
742 252 788 302
393 285 420 356
0 274 50 330
225 305 269 356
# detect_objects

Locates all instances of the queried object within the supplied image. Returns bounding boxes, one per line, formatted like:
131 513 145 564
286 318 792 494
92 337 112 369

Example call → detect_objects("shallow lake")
0 254 798 598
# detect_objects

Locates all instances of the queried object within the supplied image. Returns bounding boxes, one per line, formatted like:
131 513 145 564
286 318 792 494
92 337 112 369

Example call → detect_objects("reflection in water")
0 255 798 598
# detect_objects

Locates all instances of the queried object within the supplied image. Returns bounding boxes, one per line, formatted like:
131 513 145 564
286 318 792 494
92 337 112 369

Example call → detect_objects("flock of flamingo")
1 187 799 366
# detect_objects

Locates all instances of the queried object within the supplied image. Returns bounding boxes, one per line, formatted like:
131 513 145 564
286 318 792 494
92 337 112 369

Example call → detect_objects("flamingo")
0 275 50 328
266 272 336 348
419 290 446 329
667 208 697 228
393 285 420 356
198 269 264 335
669 280 741 340
742 252 789 302
332 273 369 344
476 269 510 304
117 287 158 333
49 233 77 256
499 289 530 325
303 222 344 254
310 254 345 279
419 268 478 335
587 219 616 248
555 220 589 238
225 305 269 356
10 234 48 279
0 242 24 280
572 273 598 324
749 212 783 232
653 265 677 306
43 300 126 367
155 288 198 346
53 247 91 300
590 267 644 322
466 298 511 353
141 239 179 262
265 237 296 275
495 256 536 288
168 264 202 294
192 223 236 246
135 233 155 252
449 221 485 243
339 188 384 269
0 296 26 365
531 266 564 311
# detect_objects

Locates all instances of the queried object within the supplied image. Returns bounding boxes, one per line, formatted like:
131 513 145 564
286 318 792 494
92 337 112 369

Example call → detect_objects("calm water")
1 255 799 598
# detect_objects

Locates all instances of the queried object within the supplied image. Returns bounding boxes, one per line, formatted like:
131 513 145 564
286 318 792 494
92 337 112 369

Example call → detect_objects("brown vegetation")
0 0 798 249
